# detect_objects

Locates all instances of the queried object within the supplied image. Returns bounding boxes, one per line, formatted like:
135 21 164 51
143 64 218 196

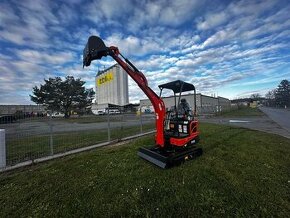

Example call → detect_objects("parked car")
112 109 120 114
106 109 120 114
92 109 120 115
52 112 65 118
144 108 152 114
47 112 65 118
97 110 106 115
92 109 106 115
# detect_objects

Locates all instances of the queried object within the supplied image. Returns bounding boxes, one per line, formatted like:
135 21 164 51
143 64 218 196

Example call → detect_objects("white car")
97 110 105 115
107 109 120 114
92 109 106 115
48 112 65 118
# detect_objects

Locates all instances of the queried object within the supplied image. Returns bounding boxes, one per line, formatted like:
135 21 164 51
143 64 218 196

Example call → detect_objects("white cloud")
159 0 202 26
197 11 228 30
0 2 20 27
104 34 164 57
85 0 134 25
1 0 290 104
15 49 75 65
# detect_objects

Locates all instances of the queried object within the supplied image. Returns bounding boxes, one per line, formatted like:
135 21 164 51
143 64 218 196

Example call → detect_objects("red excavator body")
83 36 202 168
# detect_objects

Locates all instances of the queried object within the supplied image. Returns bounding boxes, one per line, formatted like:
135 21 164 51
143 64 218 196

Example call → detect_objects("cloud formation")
0 0 290 104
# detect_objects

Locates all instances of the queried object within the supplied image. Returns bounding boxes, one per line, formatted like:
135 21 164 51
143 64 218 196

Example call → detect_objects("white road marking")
229 120 251 123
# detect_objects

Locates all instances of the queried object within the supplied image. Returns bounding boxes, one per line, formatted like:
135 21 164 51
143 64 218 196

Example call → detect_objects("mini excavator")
83 36 202 168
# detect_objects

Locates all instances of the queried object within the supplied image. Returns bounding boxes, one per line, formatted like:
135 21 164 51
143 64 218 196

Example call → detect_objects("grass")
6 123 155 165
0 123 290 217
219 107 264 117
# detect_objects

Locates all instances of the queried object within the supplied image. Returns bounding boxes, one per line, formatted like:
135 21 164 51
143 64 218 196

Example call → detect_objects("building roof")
96 63 119 77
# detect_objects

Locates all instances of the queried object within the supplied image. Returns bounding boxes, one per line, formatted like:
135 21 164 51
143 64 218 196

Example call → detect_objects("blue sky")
1 0 290 104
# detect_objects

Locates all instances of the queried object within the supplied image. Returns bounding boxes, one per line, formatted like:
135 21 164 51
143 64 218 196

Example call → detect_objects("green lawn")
219 107 264 117
0 123 290 217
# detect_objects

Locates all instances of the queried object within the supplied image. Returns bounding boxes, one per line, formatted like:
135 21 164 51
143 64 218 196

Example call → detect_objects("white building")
92 64 129 112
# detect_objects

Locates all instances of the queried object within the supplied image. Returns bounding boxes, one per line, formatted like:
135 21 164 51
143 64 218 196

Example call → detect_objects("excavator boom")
83 36 166 147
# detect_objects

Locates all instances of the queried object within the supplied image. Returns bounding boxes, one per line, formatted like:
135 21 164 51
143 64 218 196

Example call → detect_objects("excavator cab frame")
158 80 197 117
158 80 197 141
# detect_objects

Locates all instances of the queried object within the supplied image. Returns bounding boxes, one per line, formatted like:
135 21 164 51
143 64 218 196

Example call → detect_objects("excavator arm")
83 36 166 147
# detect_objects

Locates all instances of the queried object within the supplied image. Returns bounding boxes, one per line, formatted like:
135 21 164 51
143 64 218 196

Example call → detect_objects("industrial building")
92 64 129 113
140 94 231 115
92 64 231 115
0 105 45 115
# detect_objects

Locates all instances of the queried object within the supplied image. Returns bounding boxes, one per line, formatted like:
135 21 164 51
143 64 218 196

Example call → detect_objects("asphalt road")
259 107 290 133
199 107 290 139
0 114 155 139
2 108 290 140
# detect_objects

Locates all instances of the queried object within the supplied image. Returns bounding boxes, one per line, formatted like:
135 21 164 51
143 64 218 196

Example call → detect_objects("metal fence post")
121 113 124 138
49 112 54 155
140 107 143 133
0 129 6 169
107 108 111 141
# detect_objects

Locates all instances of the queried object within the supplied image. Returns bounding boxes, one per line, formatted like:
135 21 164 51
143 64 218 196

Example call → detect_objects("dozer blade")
138 147 168 168
138 146 203 169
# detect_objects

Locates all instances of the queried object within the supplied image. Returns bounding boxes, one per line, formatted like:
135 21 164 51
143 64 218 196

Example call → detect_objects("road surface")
0 114 155 139
199 107 290 139
259 107 290 133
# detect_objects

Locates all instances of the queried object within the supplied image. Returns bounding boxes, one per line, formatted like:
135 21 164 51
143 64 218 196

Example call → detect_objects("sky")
1 0 290 104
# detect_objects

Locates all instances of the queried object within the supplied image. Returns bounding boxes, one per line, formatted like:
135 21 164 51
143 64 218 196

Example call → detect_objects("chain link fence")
0 107 155 167
0 104 238 168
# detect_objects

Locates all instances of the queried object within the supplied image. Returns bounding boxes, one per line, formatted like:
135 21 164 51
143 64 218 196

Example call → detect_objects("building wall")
96 64 129 106
218 97 231 111
140 93 231 114
140 94 199 113
199 95 218 114
0 105 45 115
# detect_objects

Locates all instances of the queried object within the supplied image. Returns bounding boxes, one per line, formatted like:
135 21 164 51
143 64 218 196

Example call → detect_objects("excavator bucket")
83 36 109 67
138 146 203 169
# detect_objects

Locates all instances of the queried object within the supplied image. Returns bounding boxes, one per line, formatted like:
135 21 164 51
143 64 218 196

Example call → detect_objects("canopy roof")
158 80 195 93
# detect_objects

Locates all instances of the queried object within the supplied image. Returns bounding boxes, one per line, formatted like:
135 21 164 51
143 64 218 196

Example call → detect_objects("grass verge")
219 107 264 117
0 123 290 217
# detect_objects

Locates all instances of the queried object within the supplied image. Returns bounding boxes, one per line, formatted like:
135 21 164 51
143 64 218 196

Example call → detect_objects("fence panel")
1 103 240 168
1 111 50 165
0 107 155 168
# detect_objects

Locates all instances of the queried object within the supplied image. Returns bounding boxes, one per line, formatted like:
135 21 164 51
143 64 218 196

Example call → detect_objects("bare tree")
265 90 275 107
250 93 261 100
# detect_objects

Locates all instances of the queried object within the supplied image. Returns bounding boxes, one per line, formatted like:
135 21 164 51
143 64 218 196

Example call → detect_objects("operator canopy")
158 80 195 93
